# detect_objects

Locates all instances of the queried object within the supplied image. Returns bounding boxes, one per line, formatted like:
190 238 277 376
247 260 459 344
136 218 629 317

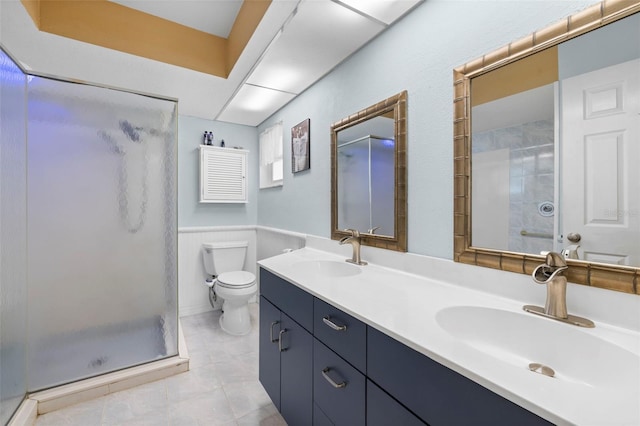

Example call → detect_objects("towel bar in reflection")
520 230 553 239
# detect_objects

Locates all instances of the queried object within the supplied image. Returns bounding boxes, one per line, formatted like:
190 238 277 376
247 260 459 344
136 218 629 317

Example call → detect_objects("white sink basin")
436 306 639 389
291 260 362 278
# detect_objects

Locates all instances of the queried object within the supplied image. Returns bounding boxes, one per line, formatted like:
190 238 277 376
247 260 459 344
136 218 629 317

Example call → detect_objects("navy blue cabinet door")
280 312 313 426
313 403 334 426
367 380 425 426
259 296 281 410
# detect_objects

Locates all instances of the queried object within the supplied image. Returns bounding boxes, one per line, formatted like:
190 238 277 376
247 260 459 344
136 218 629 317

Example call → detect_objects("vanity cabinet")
259 269 314 425
259 268 551 426
367 327 552 426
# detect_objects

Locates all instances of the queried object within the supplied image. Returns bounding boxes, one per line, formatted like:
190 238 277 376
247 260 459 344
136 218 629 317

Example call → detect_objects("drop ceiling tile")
246 0 386 94
338 0 423 25
216 84 296 127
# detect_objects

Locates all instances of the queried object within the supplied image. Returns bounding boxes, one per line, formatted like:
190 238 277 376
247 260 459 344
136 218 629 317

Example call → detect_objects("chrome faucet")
339 229 367 265
524 252 594 327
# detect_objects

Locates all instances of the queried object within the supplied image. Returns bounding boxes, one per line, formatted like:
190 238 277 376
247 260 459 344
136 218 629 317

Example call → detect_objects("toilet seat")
216 271 256 289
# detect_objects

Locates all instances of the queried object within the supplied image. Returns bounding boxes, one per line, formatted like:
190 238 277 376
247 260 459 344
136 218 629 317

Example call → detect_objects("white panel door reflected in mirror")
470 12 640 267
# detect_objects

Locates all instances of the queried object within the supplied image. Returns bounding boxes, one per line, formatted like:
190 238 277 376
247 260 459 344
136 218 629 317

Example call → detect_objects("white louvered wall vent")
200 146 248 203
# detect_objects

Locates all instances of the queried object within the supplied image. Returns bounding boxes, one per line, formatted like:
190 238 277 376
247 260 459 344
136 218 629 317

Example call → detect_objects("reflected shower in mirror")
337 117 395 236
331 91 407 252
453 1 640 293
470 12 640 266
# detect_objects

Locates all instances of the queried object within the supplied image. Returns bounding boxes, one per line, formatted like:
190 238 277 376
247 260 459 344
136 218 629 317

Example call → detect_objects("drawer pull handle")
278 329 288 352
270 321 280 343
323 316 347 331
321 367 347 389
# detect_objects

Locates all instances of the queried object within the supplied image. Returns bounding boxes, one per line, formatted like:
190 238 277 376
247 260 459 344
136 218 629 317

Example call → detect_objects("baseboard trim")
7 399 37 426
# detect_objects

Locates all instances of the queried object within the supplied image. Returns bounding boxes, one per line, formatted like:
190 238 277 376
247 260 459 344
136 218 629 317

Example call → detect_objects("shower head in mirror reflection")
453 0 640 294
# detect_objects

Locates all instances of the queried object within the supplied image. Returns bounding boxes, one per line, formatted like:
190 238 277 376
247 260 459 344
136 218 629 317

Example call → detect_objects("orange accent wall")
471 46 558 106
21 0 40 27
227 0 272 75
20 0 271 78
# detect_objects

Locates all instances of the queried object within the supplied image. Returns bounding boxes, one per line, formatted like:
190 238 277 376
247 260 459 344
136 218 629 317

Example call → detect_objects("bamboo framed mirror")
331 91 408 252
453 0 640 294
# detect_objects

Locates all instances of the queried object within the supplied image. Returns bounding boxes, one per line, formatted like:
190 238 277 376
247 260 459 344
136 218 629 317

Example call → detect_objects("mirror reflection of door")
560 58 640 266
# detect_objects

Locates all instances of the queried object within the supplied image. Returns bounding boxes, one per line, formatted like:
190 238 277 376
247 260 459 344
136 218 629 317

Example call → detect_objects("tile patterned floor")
35 304 287 426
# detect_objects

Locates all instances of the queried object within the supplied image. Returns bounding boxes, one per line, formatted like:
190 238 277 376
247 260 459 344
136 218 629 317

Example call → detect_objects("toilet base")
213 281 256 336
219 302 252 336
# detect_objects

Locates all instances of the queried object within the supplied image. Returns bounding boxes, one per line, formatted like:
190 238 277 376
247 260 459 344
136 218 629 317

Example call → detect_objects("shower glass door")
26 76 178 390
0 48 28 425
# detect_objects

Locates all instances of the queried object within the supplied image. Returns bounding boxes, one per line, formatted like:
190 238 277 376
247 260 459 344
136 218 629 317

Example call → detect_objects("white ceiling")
4 0 423 127
109 0 423 126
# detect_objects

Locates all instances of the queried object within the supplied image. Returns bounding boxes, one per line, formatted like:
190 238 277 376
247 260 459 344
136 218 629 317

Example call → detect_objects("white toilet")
202 241 257 336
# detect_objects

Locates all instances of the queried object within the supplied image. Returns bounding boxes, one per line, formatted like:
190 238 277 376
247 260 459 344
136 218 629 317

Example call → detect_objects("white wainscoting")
256 226 306 262
178 226 306 317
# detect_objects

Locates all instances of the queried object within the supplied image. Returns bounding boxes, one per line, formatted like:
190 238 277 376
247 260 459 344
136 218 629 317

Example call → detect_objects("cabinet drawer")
260 268 313 332
366 380 425 426
367 327 552 426
313 298 366 373
313 339 365 426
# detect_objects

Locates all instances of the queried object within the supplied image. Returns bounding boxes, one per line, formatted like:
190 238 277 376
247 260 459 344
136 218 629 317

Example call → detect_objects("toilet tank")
202 241 248 276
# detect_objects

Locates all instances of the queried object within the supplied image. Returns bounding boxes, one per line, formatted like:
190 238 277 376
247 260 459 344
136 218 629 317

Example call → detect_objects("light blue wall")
257 0 595 258
178 115 258 227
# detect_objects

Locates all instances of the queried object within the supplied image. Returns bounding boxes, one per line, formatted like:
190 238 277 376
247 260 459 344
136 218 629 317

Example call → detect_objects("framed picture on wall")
291 119 310 173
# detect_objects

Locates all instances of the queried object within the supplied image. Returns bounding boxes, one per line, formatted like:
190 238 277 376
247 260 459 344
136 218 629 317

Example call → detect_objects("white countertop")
258 247 640 426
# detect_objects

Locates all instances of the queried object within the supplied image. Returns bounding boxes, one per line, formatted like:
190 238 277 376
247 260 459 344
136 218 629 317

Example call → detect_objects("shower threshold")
8 321 189 425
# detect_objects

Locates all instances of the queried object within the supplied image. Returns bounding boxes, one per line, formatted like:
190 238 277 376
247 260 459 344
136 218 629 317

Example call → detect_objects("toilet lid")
216 271 256 289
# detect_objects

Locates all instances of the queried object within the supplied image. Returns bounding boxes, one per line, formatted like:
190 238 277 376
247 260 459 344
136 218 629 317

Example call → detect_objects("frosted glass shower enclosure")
26 75 178 390
0 48 28 425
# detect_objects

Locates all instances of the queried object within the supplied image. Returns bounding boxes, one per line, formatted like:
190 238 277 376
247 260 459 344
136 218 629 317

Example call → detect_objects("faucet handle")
545 251 567 269
367 226 380 234
344 228 360 237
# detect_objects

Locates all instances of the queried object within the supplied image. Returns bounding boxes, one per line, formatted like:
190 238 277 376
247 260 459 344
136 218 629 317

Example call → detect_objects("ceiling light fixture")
214 1 301 121
329 0 388 26
330 0 423 26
